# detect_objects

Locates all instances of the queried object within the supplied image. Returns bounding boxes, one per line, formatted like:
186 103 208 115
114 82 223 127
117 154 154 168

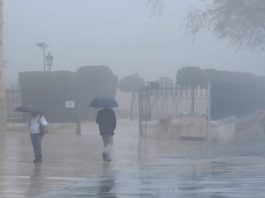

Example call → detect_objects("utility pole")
0 0 6 131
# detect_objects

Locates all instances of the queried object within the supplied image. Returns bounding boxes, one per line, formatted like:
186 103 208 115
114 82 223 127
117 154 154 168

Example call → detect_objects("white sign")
65 101 75 108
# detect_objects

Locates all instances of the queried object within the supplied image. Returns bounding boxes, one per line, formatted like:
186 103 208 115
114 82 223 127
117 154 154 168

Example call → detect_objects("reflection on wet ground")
1 122 265 197
36 144 265 198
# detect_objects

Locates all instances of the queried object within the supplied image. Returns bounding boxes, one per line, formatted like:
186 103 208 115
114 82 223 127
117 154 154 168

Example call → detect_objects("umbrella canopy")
14 106 44 113
90 97 118 108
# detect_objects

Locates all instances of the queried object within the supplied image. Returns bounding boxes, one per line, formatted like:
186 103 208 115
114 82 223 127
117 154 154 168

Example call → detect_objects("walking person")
28 112 48 163
96 108 116 163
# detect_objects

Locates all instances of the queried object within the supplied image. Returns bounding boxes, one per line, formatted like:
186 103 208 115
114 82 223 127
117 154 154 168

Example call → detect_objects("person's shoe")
33 159 42 163
106 153 111 163
102 152 107 162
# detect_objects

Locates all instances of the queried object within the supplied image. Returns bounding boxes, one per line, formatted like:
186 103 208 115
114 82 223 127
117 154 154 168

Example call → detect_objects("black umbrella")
90 97 118 108
14 106 44 113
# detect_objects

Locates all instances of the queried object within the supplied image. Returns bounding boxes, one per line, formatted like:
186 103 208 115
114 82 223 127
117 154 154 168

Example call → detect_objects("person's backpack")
38 115 48 135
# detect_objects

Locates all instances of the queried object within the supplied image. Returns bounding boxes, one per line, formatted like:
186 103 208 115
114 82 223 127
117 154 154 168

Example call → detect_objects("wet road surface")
36 151 265 197
1 121 265 197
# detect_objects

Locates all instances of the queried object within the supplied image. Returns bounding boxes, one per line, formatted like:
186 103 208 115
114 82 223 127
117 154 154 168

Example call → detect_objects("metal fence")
138 84 210 136
5 87 77 123
6 87 23 122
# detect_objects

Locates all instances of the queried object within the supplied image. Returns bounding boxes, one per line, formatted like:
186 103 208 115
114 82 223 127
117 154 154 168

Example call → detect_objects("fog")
4 0 265 86
3 1 265 197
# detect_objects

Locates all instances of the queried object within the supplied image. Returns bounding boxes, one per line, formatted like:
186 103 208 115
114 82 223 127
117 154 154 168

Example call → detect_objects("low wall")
208 116 236 142
235 112 265 141
209 112 265 142
143 111 265 142
144 115 207 140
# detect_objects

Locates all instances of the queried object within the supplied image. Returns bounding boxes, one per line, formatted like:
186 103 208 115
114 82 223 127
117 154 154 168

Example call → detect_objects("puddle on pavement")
35 154 265 198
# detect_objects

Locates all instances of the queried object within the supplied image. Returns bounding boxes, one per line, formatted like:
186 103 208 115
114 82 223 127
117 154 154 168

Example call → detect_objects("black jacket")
96 108 116 135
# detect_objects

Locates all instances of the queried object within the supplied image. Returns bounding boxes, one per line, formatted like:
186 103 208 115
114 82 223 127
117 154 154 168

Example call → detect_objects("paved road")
1 121 265 197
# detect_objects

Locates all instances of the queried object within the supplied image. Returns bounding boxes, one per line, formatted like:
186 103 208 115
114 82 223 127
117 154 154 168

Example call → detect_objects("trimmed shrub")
19 65 118 122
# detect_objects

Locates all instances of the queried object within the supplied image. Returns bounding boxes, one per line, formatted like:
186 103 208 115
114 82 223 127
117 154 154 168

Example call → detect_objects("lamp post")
45 52 54 72
37 42 49 72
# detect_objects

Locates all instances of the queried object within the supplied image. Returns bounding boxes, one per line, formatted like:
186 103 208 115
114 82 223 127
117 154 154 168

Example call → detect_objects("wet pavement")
1 120 265 197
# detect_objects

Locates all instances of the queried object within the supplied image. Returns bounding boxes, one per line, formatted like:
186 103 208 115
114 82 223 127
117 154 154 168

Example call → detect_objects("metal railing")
138 83 211 136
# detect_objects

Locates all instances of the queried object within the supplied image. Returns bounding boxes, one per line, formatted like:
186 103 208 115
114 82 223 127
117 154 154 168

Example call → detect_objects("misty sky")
4 0 265 86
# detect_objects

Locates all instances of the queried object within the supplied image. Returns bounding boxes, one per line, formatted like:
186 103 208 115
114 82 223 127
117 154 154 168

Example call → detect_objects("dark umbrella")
90 97 118 108
14 106 44 113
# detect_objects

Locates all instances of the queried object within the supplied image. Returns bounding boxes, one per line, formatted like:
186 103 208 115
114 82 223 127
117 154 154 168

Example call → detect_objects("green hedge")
211 82 265 120
176 67 265 120
19 66 118 122
75 65 118 120
19 71 75 122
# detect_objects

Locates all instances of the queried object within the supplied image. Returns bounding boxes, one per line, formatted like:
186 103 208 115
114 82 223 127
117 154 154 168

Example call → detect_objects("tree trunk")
130 92 136 120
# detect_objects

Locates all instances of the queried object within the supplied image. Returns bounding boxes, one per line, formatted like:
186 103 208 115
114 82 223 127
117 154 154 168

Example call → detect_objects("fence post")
191 86 195 113
138 88 143 136
75 101 81 135
76 118 81 135
206 82 211 140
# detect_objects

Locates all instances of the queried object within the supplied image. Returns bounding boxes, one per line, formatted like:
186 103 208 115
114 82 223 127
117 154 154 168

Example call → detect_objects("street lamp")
37 42 49 72
45 52 54 72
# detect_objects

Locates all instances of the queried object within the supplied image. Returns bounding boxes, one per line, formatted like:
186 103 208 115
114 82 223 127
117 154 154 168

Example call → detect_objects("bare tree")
148 0 265 50
186 0 265 50
146 0 164 16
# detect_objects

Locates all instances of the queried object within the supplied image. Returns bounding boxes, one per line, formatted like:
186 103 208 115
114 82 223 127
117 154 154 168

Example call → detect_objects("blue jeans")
30 133 43 160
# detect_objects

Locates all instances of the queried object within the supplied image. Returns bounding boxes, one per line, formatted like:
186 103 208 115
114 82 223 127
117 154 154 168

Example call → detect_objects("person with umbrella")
14 106 48 163
90 97 117 163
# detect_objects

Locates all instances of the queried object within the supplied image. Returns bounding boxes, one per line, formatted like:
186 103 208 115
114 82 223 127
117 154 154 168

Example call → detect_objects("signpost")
65 100 81 135
65 100 75 109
